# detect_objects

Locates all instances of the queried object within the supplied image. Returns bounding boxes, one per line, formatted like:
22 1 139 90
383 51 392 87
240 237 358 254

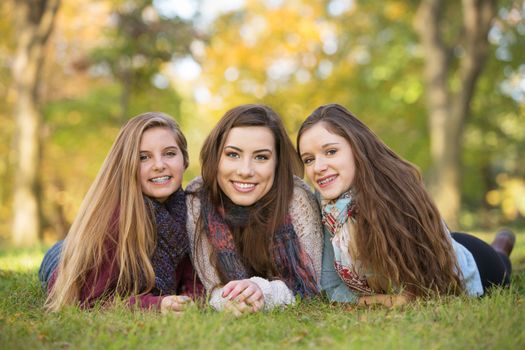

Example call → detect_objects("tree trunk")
11 0 60 246
415 0 495 229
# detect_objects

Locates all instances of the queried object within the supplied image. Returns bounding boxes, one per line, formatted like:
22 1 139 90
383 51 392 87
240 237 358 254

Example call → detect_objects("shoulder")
289 176 322 234
185 176 203 195
185 177 203 224
291 176 318 209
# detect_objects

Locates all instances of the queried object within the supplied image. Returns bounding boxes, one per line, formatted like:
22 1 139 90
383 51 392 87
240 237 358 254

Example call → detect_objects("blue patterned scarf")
321 189 373 294
321 190 357 236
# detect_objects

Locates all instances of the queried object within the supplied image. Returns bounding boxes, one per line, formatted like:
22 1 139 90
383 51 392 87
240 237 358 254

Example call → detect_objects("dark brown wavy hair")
198 104 303 283
297 104 463 297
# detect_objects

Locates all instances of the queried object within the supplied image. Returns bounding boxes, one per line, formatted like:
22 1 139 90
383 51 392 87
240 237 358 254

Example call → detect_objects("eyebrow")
140 145 179 152
321 142 340 147
224 145 273 153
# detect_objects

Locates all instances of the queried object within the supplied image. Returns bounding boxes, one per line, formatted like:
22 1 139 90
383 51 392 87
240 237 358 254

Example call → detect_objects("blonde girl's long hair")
45 112 188 311
297 104 463 297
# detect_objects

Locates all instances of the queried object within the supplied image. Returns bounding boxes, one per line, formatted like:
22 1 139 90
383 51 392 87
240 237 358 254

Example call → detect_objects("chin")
318 189 338 200
231 198 255 206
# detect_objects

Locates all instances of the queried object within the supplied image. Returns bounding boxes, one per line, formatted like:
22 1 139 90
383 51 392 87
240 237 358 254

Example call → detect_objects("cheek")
175 158 186 178
139 164 148 181
217 159 229 179
304 166 314 182
263 163 277 187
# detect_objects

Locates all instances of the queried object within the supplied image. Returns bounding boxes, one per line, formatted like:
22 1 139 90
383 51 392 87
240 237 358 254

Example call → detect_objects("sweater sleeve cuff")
208 287 227 311
249 277 294 310
129 294 165 310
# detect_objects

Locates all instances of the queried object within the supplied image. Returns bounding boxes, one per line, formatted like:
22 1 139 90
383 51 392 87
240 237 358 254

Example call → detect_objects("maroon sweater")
48 243 203 310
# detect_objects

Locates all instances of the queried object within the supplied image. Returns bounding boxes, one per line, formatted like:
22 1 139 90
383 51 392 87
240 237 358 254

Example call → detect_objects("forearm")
209 277 295 311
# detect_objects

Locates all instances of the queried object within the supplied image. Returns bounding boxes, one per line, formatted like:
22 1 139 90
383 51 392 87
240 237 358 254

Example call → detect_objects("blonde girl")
40 112 202 312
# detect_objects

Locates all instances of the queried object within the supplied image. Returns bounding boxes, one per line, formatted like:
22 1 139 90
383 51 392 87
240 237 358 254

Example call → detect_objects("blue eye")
139 153 149 161
255 154 269 161
226 152 240 158
326 149 337 156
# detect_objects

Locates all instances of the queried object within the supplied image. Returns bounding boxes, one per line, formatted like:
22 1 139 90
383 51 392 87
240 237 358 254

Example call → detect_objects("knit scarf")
200 193 318 297
321 190 373 295
146 188 189 295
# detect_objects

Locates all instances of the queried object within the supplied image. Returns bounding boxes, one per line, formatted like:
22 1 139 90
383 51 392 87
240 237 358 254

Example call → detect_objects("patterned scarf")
200 193 318 297
146 188 189 295
321 190 357 234
321 190 373 295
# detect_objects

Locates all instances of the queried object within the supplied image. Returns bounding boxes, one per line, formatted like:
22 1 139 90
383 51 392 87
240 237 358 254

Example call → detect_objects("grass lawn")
1 232 524 350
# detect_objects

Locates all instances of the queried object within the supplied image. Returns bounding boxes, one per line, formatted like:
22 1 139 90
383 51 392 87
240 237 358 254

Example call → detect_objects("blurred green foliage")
0 0 524 241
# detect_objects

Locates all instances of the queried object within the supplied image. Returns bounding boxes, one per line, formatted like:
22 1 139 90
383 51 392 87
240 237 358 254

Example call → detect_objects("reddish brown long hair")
198 104 303 282
297 104 463 297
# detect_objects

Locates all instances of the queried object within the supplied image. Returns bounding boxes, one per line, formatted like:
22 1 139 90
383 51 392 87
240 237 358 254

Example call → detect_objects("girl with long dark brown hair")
297 104 515 306
39 112 202 312
186 104 322 315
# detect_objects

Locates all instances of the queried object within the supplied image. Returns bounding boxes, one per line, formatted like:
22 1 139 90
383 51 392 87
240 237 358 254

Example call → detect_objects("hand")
160 295 192 314
358 293 411 308
222 279 264 313
223 299 255 317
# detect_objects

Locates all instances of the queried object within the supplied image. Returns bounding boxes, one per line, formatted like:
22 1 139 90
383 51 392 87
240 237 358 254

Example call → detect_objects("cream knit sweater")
186 177 323 311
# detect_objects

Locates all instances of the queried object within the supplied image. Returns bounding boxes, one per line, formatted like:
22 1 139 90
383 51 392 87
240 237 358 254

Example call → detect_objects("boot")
491 229 516 257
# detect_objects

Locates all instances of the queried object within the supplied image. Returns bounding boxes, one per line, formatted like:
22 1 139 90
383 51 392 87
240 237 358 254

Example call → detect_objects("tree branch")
455 0 496 118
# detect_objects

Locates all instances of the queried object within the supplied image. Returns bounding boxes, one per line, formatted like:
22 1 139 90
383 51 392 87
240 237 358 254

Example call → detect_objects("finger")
245 288 263 304
165 296 192 312
226 282 249 300
161 298 177 314
232 300 253 315
250 298 264 312
174 295 191 304
234 284 257 302
222 280 241 298
224 300 243 317
166 300 185 312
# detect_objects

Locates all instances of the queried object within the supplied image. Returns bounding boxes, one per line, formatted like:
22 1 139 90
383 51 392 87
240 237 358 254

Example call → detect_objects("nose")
236 158 254 177
153 155 166 171
313 157 327 174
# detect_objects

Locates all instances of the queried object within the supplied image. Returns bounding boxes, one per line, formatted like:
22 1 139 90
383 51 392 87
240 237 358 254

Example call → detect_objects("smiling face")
299 122 356 200
139 127 185 202
217 126 277 206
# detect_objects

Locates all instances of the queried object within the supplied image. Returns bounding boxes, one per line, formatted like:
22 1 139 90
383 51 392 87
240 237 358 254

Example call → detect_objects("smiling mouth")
149 175 172 184
231 181 257 192
317 175 337 188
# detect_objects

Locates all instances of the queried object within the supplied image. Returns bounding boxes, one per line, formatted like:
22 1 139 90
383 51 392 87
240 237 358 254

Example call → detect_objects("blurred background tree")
0 0 524 246
9 0 60 246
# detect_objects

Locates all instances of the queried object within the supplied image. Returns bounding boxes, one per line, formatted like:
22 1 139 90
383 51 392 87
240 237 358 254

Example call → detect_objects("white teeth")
318 176 336 185
150 176 171 183
234 182 255 189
